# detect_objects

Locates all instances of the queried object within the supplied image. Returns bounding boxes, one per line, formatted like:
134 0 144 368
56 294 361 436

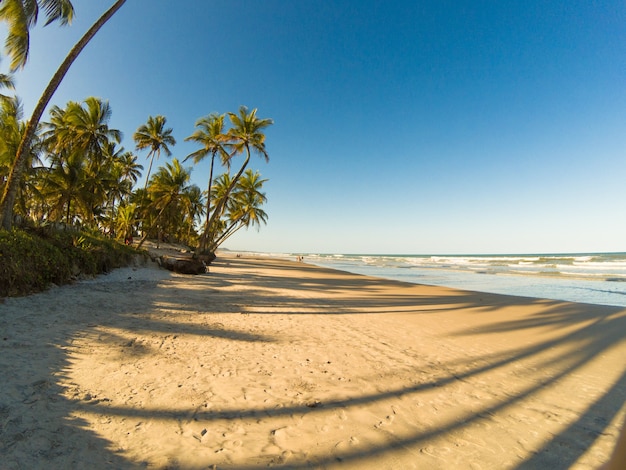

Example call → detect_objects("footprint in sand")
375 411 395 429
335 436 359 451
222 439 243 449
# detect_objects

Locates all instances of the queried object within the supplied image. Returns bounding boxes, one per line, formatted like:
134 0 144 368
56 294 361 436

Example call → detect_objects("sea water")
291 252 626 308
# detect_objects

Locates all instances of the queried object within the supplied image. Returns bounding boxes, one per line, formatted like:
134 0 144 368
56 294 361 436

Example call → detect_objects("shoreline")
1 254 625 468
283 253 626 308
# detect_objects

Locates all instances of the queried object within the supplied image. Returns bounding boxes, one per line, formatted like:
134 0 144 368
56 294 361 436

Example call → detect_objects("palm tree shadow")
3 259 626 469
0 270 274 469
516 367 626 469
52 291 626 469
209 259 626 468
454 302 626 470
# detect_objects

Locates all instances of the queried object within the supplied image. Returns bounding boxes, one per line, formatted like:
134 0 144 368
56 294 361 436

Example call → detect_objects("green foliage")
0 101 270 259
0 227 138 297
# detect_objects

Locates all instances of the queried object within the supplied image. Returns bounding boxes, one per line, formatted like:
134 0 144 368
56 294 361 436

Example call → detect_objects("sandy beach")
1 252 625 469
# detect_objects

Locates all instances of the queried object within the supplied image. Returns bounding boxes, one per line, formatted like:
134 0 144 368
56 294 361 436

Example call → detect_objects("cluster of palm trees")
0 93 272 251
0 1 273 253
0 0 127 230
133 105 273 252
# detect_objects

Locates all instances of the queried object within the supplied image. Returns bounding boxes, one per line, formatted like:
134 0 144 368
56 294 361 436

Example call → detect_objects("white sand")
1 253 625 469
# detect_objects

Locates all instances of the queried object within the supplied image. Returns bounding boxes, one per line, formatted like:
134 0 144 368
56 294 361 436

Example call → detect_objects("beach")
1 253 625 469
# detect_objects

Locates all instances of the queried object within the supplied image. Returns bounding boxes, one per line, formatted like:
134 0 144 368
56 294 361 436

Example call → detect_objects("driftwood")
159 255 207 275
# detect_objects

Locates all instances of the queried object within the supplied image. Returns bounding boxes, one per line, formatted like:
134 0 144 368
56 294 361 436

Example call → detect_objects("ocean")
287 252 626 308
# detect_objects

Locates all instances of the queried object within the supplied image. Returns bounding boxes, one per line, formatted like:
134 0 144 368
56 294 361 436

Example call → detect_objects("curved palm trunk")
199 153 216 252
136 198 172 250
0 0 127 230
208 218 245 252
203 146 251 253
142 150 157 191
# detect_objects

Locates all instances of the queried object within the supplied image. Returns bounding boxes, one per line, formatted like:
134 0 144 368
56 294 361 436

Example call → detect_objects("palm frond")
40 0 74 26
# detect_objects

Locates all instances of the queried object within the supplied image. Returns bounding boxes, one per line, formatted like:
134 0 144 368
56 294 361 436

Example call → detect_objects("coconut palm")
100 143 137 233
41 97 122 227
204 106 272 251
0 96 22 180
231 169 268 230
64 97 122 164
184 113 229 251
0 74 15 103
41 103 71 153
209 170 268 251
41 151 89 224
115 203 136 243
0 0 75 71
0 0 126 230
0 96 44 219
71 98 121 224
133 115 176 191
65 98 121 224
137 158 191 249
179 184 204 244
116 150 143 192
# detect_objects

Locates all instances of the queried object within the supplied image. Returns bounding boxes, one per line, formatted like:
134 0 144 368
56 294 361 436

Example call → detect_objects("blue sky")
2 0 626 254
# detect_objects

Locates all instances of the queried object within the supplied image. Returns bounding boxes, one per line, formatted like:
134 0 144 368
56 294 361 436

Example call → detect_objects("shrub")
0 228 139 297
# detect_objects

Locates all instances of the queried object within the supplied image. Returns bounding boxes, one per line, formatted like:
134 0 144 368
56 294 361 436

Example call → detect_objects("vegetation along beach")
1 1 626 469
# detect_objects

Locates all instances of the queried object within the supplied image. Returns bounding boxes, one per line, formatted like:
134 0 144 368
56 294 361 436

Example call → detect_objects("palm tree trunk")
136 199 172 249
108 195 117 237
143 151 156 191
208 218 244 253
66 198 71 225
0 0 127 230
203 147 250 252
199 153 216 252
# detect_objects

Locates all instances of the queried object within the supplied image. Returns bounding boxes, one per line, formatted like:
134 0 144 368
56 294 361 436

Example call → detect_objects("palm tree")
0 74 15 103
41 151 89 224
116 150 143 193
184 113 229 251
71 98 121 225
209 169 268 251
115 203 136 243
179 184 204 245
65 97 122 163
133 115 176 191
0 0 126 230
0 96 44 219
0 0 75 71
204 106 273 252
66 98 121 225
41 103 72 153
0 96 23 181
232 170 268 231
100 143 138 234
137 158 191 249
41 97 122 227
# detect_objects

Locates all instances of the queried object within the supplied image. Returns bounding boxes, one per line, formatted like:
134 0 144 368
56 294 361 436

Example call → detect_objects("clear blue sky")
2 0 626 254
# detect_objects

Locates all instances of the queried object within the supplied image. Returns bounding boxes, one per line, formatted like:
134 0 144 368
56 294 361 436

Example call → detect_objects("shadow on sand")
1 256 625 468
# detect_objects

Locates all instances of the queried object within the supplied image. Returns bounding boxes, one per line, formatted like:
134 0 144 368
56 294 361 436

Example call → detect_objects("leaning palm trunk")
208 218 245 253
202 147 251 253
0 0 127 230
142 151 157 192
136 199 172 250
198 153 217 253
